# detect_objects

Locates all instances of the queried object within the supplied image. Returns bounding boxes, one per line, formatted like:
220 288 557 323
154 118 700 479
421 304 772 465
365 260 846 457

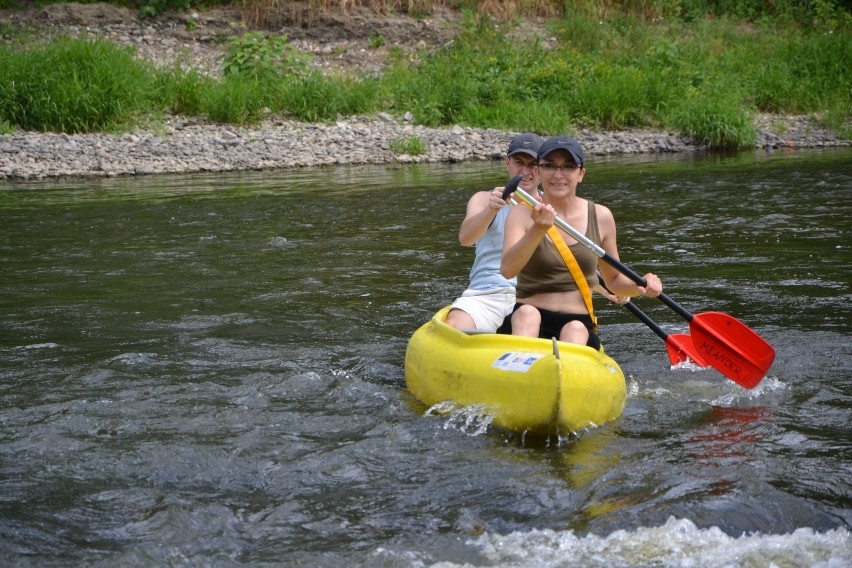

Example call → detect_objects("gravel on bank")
1 112 848 180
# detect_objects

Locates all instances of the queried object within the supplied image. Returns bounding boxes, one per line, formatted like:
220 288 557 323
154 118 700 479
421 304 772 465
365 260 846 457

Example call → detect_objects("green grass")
376 11 849 148
389 136 428 155
274 72 381 123
0 7 849 149
0 35 153 133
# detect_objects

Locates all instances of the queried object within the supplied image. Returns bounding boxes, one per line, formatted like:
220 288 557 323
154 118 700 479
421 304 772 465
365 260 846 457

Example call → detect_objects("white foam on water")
670 359 707 372
425 401 496 437
18 342 60 350
461 517 851 568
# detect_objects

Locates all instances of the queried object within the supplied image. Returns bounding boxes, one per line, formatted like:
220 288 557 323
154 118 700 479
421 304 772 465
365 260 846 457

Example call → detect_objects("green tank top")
516 200 601 298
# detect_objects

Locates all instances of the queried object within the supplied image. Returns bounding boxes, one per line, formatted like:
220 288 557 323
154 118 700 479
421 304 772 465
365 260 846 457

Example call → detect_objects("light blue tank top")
468 206 516 290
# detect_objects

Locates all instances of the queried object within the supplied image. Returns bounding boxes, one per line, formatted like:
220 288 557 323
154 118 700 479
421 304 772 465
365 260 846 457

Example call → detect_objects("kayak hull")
404 307 627 435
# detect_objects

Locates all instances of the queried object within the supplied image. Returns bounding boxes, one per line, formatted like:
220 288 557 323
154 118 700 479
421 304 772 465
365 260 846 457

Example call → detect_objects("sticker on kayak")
491 352 544 372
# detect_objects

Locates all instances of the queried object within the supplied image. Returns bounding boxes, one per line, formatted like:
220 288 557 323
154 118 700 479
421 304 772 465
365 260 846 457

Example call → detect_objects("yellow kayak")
404 306 627 435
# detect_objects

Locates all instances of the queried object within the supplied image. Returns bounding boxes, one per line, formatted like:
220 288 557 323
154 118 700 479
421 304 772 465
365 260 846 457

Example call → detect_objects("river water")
1 148 850 566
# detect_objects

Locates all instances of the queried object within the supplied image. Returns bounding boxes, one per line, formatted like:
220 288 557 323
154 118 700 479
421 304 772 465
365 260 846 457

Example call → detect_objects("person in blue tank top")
445 133 544 331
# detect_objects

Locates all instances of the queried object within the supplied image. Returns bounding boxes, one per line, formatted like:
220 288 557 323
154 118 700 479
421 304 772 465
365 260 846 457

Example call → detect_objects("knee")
560 320 589 344
511 304 541 334
445 308 474 330
514 304 540 323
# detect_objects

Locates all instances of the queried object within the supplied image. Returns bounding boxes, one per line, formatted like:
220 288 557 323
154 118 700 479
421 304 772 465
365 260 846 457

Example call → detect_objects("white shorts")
450 287 516 332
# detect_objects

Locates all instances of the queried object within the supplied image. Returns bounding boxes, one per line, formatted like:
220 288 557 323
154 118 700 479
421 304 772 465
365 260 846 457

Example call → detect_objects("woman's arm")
501 202 553 278
596 204 663 297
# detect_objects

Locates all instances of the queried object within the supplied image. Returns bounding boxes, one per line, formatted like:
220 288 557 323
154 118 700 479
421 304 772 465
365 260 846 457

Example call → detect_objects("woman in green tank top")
499 136 664 348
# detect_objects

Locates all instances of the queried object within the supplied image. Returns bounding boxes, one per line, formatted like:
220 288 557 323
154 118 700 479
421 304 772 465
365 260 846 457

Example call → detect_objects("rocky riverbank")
1 3 848 180
4 113 846 180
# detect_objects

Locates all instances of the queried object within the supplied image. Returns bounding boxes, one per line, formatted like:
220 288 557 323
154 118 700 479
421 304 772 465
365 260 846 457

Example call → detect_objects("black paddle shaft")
598 254 694 323
598 273 671 342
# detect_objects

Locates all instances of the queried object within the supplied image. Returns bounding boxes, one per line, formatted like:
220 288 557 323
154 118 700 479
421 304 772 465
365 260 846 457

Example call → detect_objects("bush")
223 32 311 79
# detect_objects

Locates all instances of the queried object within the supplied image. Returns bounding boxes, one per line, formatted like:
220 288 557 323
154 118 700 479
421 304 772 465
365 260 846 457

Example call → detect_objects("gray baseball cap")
537 136 585 167
507 133 544 159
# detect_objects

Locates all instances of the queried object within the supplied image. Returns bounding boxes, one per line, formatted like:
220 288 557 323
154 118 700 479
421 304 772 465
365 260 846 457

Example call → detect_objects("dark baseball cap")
507 133 544 159
537 136 584 167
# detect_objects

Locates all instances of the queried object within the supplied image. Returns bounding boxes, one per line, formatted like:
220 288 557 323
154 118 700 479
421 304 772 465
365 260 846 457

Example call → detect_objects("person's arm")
595 204 663 298
458 188 505 246
501 202 554 278
594 283 630 305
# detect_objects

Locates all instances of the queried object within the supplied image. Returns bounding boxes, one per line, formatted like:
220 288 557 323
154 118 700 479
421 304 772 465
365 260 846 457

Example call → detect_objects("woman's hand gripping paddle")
597 273 708 367
501 176 775 388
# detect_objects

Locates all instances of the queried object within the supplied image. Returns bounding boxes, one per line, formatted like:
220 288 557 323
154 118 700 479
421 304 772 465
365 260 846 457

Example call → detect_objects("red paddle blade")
665 333 709 367
689 312 776 389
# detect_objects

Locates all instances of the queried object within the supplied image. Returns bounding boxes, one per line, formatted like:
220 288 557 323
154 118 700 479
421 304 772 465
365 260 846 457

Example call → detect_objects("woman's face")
537 149 585 195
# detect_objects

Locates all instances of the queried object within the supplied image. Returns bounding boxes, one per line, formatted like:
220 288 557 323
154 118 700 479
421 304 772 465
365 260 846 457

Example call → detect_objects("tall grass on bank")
0 35 381 132
0 36 152 133
0 11 848 148
379 13 849 147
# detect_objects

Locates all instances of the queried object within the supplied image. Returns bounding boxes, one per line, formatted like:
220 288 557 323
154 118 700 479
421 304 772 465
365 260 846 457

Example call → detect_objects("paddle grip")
500 174 524 201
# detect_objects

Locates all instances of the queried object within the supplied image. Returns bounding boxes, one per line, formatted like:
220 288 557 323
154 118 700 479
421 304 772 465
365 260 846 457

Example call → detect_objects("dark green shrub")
223 32 311 79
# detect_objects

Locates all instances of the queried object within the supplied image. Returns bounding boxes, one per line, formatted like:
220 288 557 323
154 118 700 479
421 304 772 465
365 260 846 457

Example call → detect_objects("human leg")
448 288 515 331
558 320 590 345
537 308 601 350
510 303 542 337
444 308 475 329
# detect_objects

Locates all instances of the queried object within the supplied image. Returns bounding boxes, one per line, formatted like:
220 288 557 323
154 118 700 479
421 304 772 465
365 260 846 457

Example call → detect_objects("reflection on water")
688 406 771 470
0 148 850 565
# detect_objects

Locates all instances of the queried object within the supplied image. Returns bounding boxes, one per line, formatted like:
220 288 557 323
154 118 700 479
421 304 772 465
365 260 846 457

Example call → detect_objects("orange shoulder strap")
546 226 597 333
